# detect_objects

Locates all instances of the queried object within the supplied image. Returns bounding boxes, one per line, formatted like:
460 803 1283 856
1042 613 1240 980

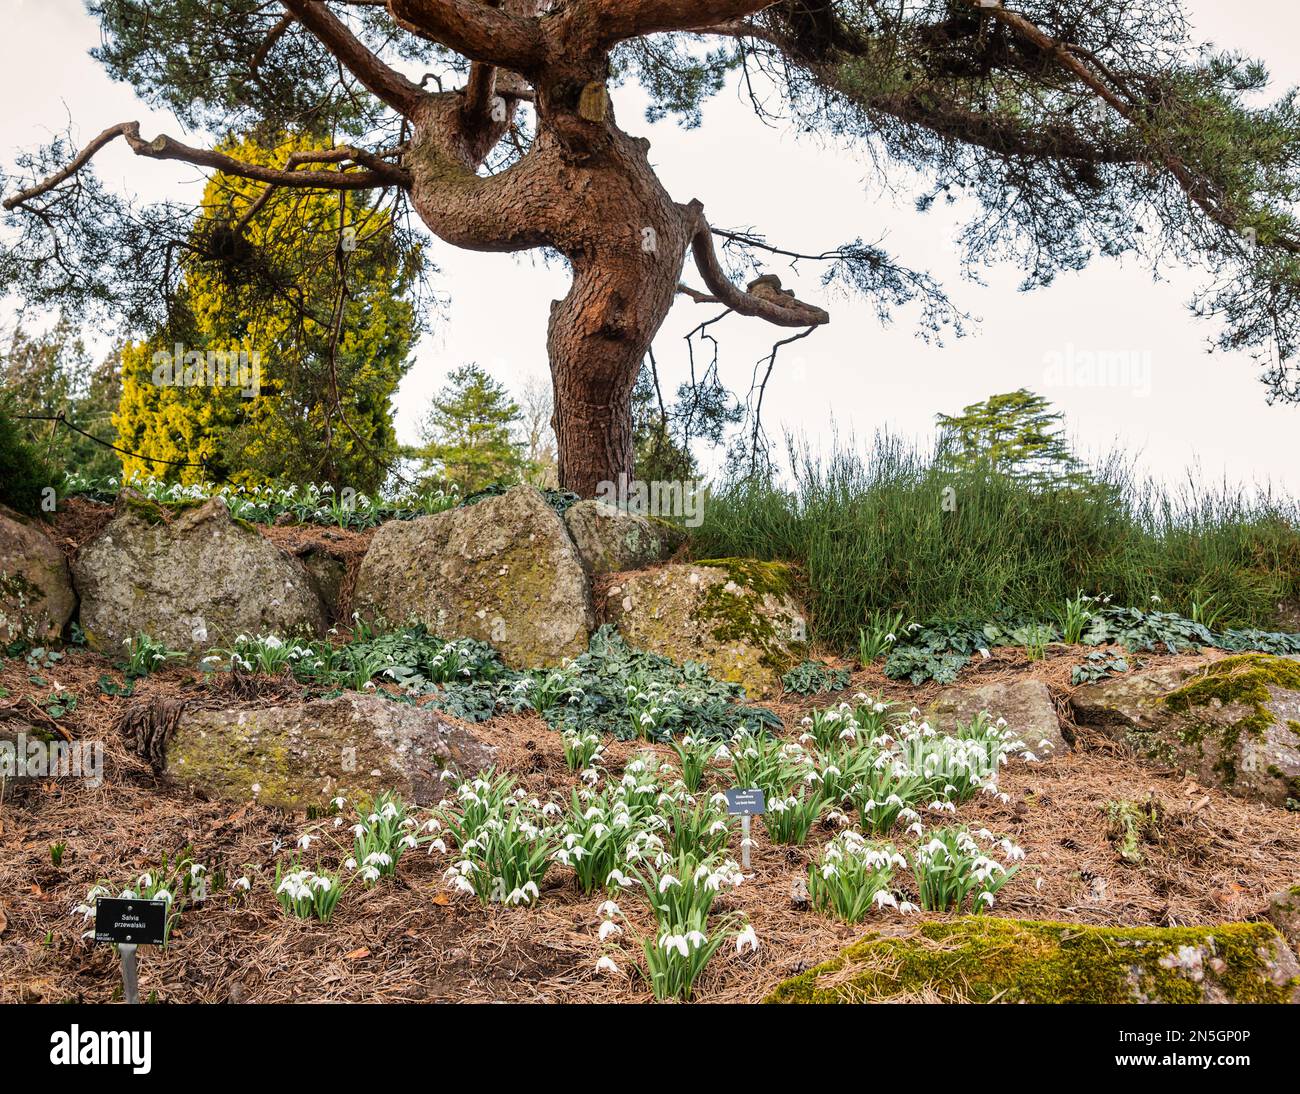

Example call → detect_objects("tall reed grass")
691 434 1300 650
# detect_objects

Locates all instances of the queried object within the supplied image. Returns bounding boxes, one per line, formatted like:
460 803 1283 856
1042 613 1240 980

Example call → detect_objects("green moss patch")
692 558 798 599
1159 654 1300 770
764 917 1298 1004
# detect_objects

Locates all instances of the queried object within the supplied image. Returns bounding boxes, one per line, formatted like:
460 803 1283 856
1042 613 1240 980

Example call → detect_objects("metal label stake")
118 943 140 1005
724 788 766 873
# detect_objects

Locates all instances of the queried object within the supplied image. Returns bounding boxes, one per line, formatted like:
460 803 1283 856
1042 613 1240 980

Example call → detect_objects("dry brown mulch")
2 646 1298 1005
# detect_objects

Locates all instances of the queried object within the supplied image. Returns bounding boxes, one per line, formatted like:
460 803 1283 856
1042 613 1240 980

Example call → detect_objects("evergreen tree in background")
936 389 1091 490
113 132 419 492
417 364 525 495
0 316 121 480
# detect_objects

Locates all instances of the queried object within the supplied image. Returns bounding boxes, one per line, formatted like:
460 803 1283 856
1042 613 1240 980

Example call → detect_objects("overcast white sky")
2 0 1298 492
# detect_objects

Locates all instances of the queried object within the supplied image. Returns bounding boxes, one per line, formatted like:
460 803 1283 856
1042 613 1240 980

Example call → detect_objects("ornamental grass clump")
911 826 1024 913
808 831 911 923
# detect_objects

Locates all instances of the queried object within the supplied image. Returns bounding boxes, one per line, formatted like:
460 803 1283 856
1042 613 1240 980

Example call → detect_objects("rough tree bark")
5 0 831 496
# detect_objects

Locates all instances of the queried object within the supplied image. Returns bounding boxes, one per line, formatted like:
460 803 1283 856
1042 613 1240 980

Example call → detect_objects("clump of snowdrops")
808 832 912 923
274 861 346 923
911 826 1024 913
597 849 757 1001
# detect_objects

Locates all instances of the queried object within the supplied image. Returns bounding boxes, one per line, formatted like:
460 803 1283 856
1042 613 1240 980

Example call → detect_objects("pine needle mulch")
1 648 1297 1005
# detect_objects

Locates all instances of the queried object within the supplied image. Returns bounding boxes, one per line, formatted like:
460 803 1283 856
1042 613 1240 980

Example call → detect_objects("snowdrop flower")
660 934 690 958
596 899 622 918
735 925 759 954
598 920 623 941
233 876 251 892
658 874 680 893
297 834 316 850
595 955 620 974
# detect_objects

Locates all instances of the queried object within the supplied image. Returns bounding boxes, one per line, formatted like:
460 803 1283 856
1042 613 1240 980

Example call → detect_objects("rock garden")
2 481 1299 1004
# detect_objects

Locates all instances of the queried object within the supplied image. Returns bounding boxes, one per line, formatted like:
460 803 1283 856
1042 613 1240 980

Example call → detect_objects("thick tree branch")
685 201 829 327
580 0 777 44
388 0 544 70
2 123 407 211
280 0 426 115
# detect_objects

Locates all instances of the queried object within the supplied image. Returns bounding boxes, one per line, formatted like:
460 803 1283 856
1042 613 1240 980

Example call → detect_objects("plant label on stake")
724 788 766 871
94 897 167 1004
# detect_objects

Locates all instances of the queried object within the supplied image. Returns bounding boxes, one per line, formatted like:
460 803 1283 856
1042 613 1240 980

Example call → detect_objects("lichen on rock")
1071 654 1300 806
0 504 76 645
562 499 684 575
354 485 593 669
71 491 325 654
928 678 1066 756
162 692 495 809
601 559 806 698
765 917 1300 1004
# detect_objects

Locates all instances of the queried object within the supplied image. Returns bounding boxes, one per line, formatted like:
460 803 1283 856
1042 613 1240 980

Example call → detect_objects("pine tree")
936 389 1090 490
417 364 525 495
6 2 1299 493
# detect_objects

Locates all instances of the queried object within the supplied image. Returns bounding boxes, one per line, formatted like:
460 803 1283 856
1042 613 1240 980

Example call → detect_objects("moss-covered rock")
71 492 325 654
0 503 76 645
765 917 1300 1004
562 500 684 575
1071 654 1300 807
354 485 593 669
1268 885 1300 950
601 560 806 698
164 693 495 809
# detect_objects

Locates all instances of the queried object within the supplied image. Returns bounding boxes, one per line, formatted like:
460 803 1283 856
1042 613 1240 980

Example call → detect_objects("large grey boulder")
160 693 495 809
0 504 76 645
1071 653 1300 807
929 678 1066 756
354 485 593 669
563 500 683 575
601 559 806 698
72 493 325 654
